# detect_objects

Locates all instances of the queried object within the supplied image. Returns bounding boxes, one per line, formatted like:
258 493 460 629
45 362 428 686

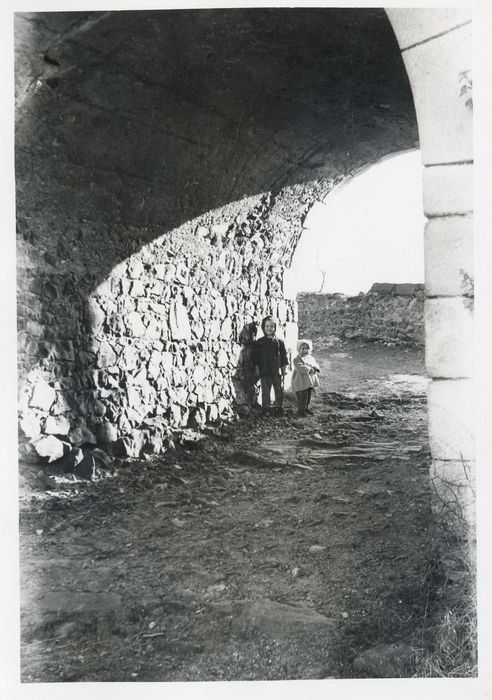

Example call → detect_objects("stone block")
195 225 209 238
214 297 227 320
387 8 471 50
121 345 139 371
45 415 71 436
169 301 191 341
226 295 238 315
428 378 474 461
199 299 212 321
148 350 161 380
126 311 146 337
204 385 215 404
146 317 162 340
183 348 194 369
151 302 167 316
175 387 188 406
126 383 142 407
130 279 145 297
164 263 177 283
400 22 472 164
128 258 144 279
218 398 231 416
220 317 233 340
217 349 229 367
121 278 131 296
425 298 473 378
161 352 173 372
29 380 56 411
25 320 44 337
149 280 164 297
192 320 205 339
176 262 189 284
424 216 473 297
33 435 68 462
209 318 221 340
136 298 149 313
423 165 472 218
51 392 71 416
172 366 184 386
96 339 117 368
154 263 165 280
20 413 42 440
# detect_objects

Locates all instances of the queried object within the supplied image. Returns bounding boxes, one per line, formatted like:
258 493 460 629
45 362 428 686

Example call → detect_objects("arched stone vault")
15 8 474 534
16 8 417 451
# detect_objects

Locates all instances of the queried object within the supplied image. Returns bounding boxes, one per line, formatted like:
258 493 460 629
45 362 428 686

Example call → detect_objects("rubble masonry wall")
297 284 425 347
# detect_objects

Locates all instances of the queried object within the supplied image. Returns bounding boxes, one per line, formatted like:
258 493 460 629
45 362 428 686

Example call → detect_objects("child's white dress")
291 354 320 393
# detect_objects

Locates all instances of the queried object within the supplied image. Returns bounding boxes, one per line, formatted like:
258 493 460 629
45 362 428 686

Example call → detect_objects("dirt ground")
19 344 436 682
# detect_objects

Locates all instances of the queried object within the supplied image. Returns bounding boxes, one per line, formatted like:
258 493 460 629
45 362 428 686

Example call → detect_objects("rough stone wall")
298 284 425 346
17 182 337 460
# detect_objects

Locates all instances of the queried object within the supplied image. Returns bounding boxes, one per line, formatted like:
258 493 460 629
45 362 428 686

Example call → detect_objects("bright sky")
285 150 426 296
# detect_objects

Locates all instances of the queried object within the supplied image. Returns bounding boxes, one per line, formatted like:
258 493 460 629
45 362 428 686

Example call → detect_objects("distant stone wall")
297 283 425 346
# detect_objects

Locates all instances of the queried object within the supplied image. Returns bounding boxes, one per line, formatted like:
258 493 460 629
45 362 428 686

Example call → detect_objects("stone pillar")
386 8 475 544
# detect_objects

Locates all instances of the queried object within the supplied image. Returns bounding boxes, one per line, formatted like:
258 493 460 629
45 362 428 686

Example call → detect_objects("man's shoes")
274 407 285 417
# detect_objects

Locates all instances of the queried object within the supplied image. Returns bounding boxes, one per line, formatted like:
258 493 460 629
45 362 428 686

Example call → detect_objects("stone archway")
15 8 474 535
387 8 474 536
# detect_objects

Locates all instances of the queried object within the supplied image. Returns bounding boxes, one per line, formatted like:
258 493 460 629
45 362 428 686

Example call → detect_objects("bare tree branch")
316 251 327 293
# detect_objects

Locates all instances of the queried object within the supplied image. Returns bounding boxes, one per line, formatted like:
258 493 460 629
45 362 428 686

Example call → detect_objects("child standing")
253 316 289 416
291 339 320 417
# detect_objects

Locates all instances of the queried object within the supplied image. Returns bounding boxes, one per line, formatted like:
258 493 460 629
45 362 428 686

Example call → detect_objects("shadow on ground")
19 344 434 681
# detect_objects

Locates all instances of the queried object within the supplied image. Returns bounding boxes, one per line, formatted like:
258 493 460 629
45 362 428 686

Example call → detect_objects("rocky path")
19 348 434 682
